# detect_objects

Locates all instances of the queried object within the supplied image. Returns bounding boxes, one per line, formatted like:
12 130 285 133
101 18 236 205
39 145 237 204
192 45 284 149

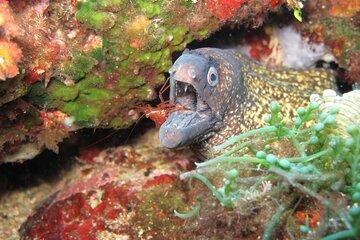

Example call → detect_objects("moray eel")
159 48 337 158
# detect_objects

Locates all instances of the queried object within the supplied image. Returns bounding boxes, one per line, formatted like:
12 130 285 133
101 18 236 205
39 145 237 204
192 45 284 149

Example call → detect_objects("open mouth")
174 81 210 113
159 78 216 149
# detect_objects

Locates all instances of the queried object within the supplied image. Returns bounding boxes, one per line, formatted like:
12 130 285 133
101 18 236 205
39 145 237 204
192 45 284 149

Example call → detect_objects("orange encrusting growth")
0 39 22 80
205 0 247 20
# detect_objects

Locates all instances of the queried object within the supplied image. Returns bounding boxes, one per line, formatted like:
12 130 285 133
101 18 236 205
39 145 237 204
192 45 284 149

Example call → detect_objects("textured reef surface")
1 0 359 162
0 0 359 239
18 131 196 240
0 0 285 163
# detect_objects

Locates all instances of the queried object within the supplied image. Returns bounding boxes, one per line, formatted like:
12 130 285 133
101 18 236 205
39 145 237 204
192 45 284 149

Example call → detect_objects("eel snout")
159 76 215 148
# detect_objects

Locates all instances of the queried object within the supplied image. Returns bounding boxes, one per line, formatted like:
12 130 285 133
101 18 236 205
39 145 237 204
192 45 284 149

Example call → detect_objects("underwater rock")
0 0 285 163
0 39 22 81
297 0 360 84
19 132 197 239
19 129 277 239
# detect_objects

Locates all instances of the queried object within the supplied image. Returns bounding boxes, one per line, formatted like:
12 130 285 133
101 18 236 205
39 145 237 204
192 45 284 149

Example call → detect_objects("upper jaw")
170 76 211 114
158 77 216 149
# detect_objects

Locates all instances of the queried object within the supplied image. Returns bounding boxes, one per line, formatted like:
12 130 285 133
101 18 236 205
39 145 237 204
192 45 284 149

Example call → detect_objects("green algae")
197 28 210 39
23 0 212 129
61 95 112 125
90 47 106 62
184 0 195 9
26 82 50 107
137 0 162 18
35 76 114 126
97 0 125 10
119 76 145 95
76 1 116 30
77 74 105 89
63 102 101 125
109 116 133 129
48 81 79 102
136 185 188 236
169 26 189 46
64 53 98 82
136 85 153 100
79 88 114 101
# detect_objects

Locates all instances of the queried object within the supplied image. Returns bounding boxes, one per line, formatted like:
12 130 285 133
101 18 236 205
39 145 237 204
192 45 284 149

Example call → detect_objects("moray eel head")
159 51 225 148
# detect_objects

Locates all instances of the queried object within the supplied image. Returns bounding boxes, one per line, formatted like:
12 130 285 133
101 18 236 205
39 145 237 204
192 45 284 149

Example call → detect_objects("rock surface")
0 0 284 163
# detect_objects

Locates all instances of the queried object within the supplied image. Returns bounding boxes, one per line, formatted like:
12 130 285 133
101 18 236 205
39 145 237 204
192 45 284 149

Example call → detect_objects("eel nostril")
169 67 176 75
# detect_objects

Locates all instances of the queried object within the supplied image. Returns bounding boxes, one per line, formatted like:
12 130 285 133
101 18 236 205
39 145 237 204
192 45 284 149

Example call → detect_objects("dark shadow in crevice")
0 117 155 195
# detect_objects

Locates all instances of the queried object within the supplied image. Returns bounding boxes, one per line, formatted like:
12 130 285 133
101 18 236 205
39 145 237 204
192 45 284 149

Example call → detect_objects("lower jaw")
158 110 214 149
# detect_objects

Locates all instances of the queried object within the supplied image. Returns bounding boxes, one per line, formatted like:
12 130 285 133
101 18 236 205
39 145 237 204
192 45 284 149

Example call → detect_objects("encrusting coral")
0 0 286 163
1 0 358 162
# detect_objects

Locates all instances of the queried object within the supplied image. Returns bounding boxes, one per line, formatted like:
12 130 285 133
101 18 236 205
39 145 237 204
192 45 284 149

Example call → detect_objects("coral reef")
17 129 285 240
297 0 360 84
1 0 358 162
7 90 360 239
0 0 285 162
18 130 197 240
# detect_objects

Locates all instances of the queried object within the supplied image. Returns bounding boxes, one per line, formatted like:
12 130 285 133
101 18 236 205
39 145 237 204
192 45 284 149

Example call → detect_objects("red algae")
78 148 103 164
346 52 360 84
18 135 198 239
248 35 272 61
23 183 135 240
205 0 247 21
268 0 281 9
143 174 176 188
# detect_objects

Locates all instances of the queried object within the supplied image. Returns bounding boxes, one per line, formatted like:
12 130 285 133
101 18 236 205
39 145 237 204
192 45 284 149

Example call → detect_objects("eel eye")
207 67 219 86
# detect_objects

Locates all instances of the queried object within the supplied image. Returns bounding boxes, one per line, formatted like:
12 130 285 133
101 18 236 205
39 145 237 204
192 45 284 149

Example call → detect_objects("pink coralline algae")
22 183 136 240
0 0 21 38
0 1 22 80
205 0 247 20
20 145 195 239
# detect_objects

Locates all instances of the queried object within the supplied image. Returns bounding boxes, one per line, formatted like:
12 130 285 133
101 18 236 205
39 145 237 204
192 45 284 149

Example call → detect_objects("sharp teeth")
185 85 188 92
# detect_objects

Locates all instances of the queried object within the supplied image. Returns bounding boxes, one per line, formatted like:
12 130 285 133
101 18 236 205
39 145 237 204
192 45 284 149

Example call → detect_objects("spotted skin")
187 48 337 158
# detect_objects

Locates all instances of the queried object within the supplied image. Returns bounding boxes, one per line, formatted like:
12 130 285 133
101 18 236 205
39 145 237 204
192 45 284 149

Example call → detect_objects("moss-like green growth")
79 88 114 101
24 0 214 129
109 116 132 129
63 102 101 125
137 0 162 18
48 81 79 102
97 0 125 11
136 185 188 236
77 74 105 90
64 53 98 82
136 85 153 100
76 1 116 30
197 28 210 39
119 76 145 95
26 82 50 107
184 0 195 9
90 47 106 62
169 26 189 46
